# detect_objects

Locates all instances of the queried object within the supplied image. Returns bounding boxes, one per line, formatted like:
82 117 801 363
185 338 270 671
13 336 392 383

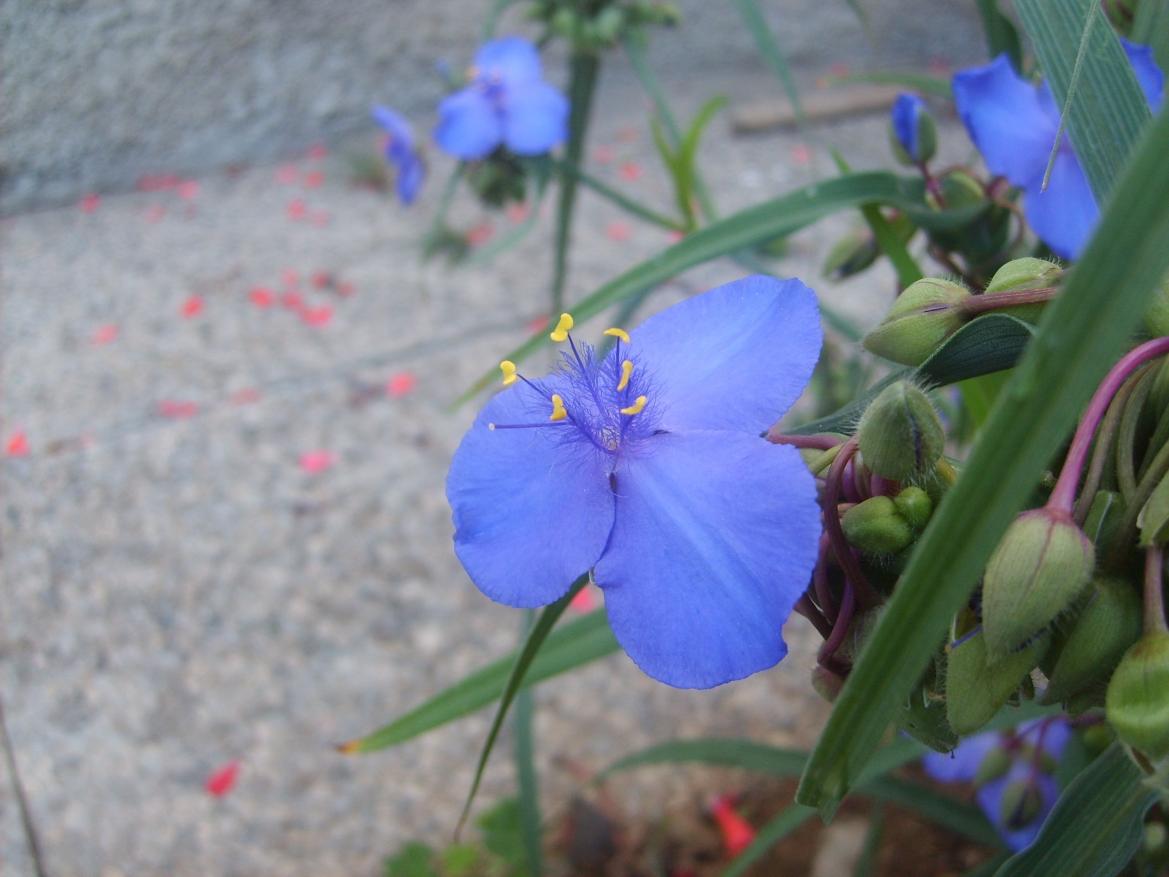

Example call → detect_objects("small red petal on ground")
300 305 333 327
616 126 638 142
299 450 335 473
158 400 199 419
592 145 616 164
465 222 495 246
790 144 812 165
310 211 331 227
303 170 324 188
829 62 851 77
276 164 300 184
710 796 756 858
176 180 200 199
79 193 101 213
928 57 952 76
230 388 262 405
336 281 356 297
249 287 275 308
137 174 180 192
280 291 304 310
569 586 598 613
144 205 167 223
605 221 632 242
92 324 120 345
618 162 643 182
287 199 307 220
205 761 240 797
306 144 328 160
310 271 331 289
505 202 530 223
180 295 205 318
281 269 300 288
5 431 30 457
385 372 417 398
526 314 550 334
666 229 685 244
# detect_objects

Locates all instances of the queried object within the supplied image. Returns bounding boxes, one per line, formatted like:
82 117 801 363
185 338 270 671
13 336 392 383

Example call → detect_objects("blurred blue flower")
372 105 425 204
891 93 928 162
435 37 569 160
446 276 823 688
952 42 1163 259
923 718 1072 851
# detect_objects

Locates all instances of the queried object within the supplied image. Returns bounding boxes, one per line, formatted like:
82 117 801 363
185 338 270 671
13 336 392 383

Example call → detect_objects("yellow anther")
549 394 568 422
617 360 634 392
549 313 574 343
620 395 648 416
499 360 518 386
603 327 631 344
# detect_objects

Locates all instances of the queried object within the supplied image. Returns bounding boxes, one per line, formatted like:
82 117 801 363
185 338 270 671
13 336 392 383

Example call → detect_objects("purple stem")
813 533 835 621
870 474 894 497
1145 545 1167 636
1048 337 1169 513
819 580 857 662
823 438 880 609
795 593 833 639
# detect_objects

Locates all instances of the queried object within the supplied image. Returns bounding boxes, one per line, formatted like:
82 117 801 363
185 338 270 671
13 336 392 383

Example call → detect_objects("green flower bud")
863 278 971 365
1044 577 1143 704
973 747 1013 785
894 486 933 530
981 508 1095 660
1106 631 1169 759
593 6 625 43
1145 277 1169 336
842 496 914 554
889 94 938 166
857 381 945 481
984 257 1062 323
823 228 879 279
549 8 578 39
946 627 1047 735
999 779 1046 831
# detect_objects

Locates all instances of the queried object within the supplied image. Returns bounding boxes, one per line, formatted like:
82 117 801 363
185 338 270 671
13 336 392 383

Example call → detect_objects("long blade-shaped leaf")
734 0 805 125
796 105 1169 817
340 601 618 753
1015 0 1152 200
513 611 542 877
976 0 1023 72
994 743 1157 877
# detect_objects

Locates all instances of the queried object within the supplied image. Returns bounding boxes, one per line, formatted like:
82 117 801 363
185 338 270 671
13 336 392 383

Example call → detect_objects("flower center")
487 314 660 455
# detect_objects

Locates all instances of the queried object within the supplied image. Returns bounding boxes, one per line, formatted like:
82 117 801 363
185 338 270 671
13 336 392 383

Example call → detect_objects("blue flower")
952 42 1163 259
923 718 1072 851
372 105 425 204
435 37 569 161
446 276 823 688
891 93 929 162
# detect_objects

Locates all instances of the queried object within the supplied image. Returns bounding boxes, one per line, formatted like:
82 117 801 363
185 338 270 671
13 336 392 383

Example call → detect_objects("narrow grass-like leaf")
995 743 1157 877
861 776 1000 846
553 159 684 231
456 172 974 404
1133 0 1169 70
1015 0 1152 200
513 611 542 877
723 804 815 877
976 0 1024 72
734 0 805 124
796 106 1169 818
456 578 588 832
828 71 952 99
340 601 617 753
852 804 884 877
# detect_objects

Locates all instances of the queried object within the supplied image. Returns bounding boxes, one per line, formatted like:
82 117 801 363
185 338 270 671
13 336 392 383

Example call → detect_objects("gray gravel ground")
1 61 973 876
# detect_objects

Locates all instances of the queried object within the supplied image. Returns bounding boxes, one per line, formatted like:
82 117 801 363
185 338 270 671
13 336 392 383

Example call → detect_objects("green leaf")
723 803 816 877
1015 0 1152 201
456 578 588 831
796 104 1169 818
734 0 805 125
384 842 439 877
675 96 729 228
1133 0 1169 71
995 743 1157 877
512 612 542 877
1139 470 1169 546
341 602 618 753
457 172 966 404
860 776 1000 846
552 159 684 231
852 804 884 877
477 798 529 875
828 70 952 99
976 0 1024 72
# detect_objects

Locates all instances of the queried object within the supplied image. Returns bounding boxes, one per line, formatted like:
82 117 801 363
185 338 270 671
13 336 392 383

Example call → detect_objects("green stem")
1145 545 1166 635
550 51 600 315
1111 436 1169 566
1073 369 1139 522
425 164 464 246
513 610 543 877
1114 365 1157 504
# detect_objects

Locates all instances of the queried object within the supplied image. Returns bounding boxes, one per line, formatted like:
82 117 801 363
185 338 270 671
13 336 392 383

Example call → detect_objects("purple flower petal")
622 275 821 434
1122 39 1165 108
922 730 1003 783
372 105 416 152
475 36 543 86
891 93 925 160
435 87 501 160
446 379 615 608
953 55 1057 188
396 154 425 205
594 431 820 688
503 81 569 155
1023 144 1097 259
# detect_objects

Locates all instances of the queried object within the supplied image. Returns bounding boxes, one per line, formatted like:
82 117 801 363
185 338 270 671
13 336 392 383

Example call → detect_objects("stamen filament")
617 360 634 392
620 395 648 416
549 313 574 343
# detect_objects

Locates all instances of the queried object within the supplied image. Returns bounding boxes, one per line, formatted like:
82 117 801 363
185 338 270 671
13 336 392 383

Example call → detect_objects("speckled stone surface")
0 53 976 875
